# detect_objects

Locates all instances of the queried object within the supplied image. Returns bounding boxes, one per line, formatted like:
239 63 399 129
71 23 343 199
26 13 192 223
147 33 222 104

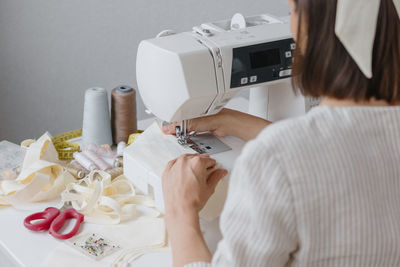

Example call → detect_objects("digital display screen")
250 49 281 69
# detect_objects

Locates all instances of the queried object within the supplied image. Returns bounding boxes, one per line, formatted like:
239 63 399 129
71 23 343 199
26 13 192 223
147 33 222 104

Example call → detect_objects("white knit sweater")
186 105 400 267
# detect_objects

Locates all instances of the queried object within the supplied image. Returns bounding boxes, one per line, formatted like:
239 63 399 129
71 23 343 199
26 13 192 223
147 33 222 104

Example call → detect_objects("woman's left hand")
162 153 228 221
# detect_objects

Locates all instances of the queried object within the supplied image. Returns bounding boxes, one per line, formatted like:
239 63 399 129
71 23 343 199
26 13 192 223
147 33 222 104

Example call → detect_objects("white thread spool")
83 150 111 171
73 152 96 171
82 87 113 146
117 141 126 157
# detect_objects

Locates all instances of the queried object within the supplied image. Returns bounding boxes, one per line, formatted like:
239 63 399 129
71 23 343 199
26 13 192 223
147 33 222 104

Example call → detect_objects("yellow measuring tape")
52 129 82 160
127 130 144 145
53 129 142 160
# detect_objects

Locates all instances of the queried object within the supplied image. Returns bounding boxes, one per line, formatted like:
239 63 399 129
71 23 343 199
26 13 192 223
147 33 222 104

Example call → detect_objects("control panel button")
279 69 292 77
240 77 248 85
285 51 292 58
250 75 257 83
291 43 296 50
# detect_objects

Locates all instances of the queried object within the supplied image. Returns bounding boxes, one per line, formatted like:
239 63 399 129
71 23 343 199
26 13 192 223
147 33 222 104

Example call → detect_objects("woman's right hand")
162 108 272 142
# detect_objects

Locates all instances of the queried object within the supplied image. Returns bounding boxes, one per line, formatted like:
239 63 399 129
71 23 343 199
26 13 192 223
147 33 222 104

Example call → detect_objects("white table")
0 97 249 267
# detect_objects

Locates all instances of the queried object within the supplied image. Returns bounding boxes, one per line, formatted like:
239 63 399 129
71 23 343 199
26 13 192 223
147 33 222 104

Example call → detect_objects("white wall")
0 0 289 143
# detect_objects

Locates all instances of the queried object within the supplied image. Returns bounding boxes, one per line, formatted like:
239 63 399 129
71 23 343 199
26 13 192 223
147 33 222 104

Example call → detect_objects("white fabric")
185 105 400 267
61 171 158 224
0 133 75 208
124 122 229 221
335 0 400 78
42 217 169 267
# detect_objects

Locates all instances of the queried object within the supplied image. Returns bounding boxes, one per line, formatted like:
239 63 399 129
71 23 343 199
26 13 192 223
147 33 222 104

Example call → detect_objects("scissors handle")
24 207 60 231
49 208 84 240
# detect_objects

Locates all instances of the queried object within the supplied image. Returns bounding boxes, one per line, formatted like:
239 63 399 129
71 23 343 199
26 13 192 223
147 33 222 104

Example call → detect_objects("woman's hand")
162 153 228 267
162 108 272 142
162 153 228 220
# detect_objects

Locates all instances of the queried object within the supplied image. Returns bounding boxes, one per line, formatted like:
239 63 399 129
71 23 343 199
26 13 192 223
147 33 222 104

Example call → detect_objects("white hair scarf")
335 0 400 78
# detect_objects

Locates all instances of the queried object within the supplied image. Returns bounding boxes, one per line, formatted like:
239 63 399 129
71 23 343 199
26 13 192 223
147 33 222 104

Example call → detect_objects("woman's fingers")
165 158 178 171
207 169 228 189
166 154 217 182
190 156 217 178
187 117 215 133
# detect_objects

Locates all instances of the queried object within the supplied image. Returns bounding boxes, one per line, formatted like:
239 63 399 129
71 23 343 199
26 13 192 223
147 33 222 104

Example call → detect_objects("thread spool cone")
111 85 137 144
82 87 113 146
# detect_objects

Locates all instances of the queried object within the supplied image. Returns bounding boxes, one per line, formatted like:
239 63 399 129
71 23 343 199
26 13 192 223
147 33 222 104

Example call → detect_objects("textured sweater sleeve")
185 138 299 267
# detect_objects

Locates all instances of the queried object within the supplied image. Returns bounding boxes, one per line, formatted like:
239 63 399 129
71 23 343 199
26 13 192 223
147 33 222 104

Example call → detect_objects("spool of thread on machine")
111 85 137 144
82 87 113 146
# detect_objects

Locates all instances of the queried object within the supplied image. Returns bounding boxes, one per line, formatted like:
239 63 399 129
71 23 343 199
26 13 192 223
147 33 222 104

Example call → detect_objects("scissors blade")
60 201 73 212
60 189 77 212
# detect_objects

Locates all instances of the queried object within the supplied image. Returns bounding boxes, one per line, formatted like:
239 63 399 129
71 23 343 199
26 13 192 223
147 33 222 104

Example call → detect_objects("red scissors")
24 201 84 240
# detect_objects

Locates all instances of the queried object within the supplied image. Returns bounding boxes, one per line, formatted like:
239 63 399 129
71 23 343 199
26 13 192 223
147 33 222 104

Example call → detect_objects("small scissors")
24 200 84 240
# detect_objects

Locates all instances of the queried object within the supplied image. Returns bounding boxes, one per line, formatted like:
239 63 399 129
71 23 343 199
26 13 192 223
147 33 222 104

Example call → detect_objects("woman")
162 0 400 266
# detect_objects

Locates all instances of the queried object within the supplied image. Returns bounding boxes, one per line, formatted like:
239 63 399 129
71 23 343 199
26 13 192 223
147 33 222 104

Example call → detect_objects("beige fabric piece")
42 217 169 267
61 171 158 224
335 0 400 78
0 133 75 208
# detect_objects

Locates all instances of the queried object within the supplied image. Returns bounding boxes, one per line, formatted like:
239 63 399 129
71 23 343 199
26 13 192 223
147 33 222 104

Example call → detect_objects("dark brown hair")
292 0 400 103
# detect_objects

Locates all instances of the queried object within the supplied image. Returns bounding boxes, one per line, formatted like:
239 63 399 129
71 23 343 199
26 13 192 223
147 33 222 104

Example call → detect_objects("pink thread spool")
84 144 116 158
82 150 111 171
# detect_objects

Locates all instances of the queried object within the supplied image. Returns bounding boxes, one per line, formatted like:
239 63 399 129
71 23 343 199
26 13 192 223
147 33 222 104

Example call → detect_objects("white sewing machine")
124 13 320 217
